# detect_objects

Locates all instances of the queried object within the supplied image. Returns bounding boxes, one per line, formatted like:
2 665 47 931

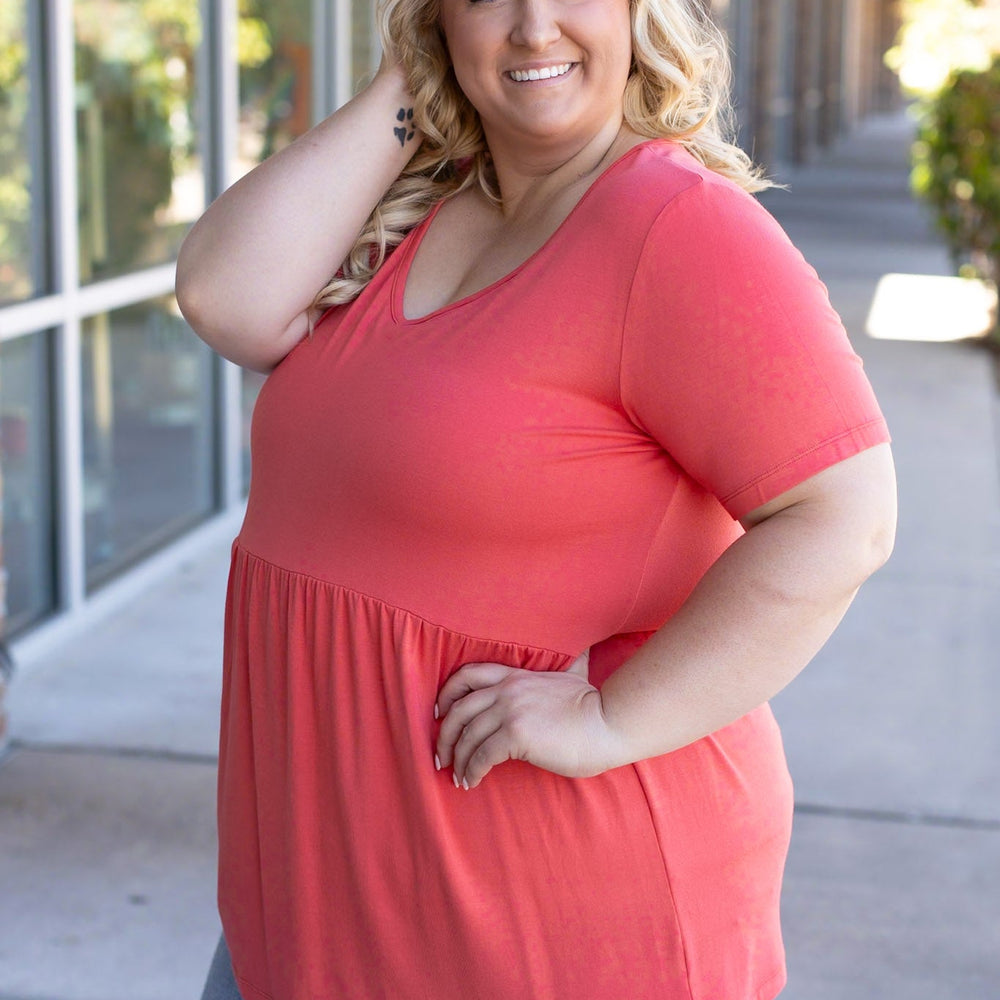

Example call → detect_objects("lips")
507 62 574 83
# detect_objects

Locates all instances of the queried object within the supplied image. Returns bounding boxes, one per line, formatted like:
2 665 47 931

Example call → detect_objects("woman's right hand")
175 59 422 372
433 650 625 790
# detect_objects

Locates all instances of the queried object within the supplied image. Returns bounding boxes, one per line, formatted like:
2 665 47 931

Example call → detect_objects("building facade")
719 0 902 166
0 0 899 688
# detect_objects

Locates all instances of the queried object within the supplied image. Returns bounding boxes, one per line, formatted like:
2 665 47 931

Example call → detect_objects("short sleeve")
620 177 890 520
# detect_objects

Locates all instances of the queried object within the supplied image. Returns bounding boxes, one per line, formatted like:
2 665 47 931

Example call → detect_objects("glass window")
237 0 314 176
75 0 204 282
81 297 216 588
0 0 48 303
0 332 56 636
352 0 378 93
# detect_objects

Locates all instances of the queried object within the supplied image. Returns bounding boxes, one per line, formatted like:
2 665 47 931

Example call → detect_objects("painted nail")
453 772 460 789
434 754 441 771
462 778 470 791
434 703 439 720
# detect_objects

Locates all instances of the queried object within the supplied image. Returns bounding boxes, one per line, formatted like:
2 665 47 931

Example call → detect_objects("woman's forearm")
598 446 897 767
435 446 896 789
175 65 421 370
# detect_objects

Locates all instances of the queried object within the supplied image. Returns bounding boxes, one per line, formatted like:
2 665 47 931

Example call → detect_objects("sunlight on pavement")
865 273 998 342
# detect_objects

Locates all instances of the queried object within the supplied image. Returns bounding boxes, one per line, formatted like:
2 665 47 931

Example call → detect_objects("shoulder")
620 145 827 334
591 140 783 255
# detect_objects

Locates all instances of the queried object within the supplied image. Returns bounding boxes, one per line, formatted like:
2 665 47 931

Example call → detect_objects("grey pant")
200 936 244 1000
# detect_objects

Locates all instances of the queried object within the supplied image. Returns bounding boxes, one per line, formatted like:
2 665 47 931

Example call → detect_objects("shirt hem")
721 417 890 520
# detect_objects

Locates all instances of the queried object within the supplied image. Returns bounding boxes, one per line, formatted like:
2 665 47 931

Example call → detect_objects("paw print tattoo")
394 107 416 147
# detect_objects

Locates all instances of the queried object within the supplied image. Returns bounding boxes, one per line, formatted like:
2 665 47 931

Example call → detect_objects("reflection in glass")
0 0 47 303
0 332 56 635
75 0 204 282
352 0 377 94
237 0 314 176
82 298 215 588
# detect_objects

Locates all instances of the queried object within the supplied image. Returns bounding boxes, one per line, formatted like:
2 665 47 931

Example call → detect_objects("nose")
510 0 562 51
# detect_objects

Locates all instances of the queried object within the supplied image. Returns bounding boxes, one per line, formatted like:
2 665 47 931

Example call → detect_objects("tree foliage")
887 0 1000 95
0 4 33 301
75 0 202 279
912 55 1000 290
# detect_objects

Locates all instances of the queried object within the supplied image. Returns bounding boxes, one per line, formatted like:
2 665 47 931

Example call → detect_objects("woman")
179 0 896 996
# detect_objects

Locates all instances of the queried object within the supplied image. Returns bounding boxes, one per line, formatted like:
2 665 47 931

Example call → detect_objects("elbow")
857 476 898 582
848 442 898 582
174 240 242 357
175 250 302 372
865 513 896 576
175 221 235 345
174 240 211 338
174 275 200 335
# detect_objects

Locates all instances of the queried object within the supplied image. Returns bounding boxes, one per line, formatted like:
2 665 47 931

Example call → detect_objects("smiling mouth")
507 63 574 83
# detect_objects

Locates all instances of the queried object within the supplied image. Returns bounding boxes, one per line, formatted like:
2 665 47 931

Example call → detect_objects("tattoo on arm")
394 107 416 147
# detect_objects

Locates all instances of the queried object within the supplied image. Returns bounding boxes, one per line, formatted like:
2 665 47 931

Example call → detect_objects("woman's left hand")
434 650 623 789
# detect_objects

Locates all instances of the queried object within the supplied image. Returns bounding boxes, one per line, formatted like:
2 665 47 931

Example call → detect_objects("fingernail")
434 703 439 720
434 754 441 771
462 778 470 791
453 772 460 789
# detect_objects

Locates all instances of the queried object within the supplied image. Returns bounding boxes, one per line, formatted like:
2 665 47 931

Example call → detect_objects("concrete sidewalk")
2 111 998 1000
759 112 1000 999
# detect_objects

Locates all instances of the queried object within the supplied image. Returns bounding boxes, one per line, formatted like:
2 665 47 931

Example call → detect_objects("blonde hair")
314 0 768 309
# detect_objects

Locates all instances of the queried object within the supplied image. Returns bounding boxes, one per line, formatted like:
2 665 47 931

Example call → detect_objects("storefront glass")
352 0 377 91
0 332 56 634
75 0 204 282
0 0 47 303
81 297 215 588
237 0 314 175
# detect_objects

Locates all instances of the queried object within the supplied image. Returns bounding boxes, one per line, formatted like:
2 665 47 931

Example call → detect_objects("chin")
500 113 595 145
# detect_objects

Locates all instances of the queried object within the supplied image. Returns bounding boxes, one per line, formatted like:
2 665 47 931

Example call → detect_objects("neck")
484 117 632 218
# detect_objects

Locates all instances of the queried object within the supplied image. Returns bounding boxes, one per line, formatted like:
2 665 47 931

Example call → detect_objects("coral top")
219 141 889 1000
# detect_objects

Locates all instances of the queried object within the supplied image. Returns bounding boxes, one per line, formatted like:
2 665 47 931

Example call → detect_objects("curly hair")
313 0 768 309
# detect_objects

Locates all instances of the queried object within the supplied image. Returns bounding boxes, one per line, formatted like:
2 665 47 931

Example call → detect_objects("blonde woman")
180 0 896 996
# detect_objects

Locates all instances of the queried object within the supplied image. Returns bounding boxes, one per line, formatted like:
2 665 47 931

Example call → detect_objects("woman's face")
437 0 633 154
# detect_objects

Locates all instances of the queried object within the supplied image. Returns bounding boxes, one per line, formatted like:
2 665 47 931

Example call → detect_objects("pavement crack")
795 800 1000 832
4 738 218 767
0 994 67 1000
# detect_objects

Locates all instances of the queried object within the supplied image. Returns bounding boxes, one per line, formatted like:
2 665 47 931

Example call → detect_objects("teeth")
509 63 572 83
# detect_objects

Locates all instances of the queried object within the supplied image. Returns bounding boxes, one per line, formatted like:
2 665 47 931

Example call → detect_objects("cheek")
438 24 489 102
610 37 634 90
611 12 633 74
602 0 633 66
449 62 486 115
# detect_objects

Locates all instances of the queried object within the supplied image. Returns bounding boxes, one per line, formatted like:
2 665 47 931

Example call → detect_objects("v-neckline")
391 138 667 325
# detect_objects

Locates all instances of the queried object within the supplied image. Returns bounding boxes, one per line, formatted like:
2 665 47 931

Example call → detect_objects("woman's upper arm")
739 443 898 575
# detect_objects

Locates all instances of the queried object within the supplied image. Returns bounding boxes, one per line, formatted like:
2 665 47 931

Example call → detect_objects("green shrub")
912 55 1000 295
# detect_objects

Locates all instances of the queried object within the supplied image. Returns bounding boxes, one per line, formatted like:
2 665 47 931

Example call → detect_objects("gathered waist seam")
232 539 575 661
